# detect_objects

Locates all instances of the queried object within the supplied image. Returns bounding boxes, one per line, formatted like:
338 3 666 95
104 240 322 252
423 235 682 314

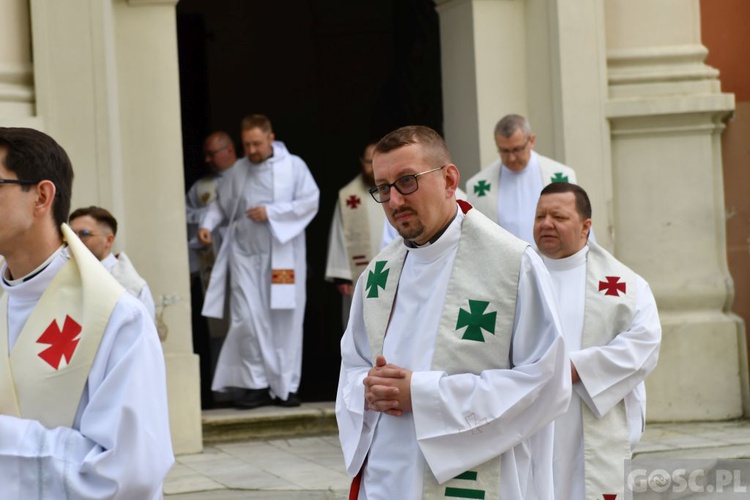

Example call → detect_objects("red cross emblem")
37 315 82 370
599 276 626 297
346 195 361 209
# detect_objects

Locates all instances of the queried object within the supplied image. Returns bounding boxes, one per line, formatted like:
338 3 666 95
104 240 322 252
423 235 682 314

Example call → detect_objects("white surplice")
337 209 570 499
542 245 661 500
186 168 233 275
0 248 173 499
102 252 156 321
325 178 385 283
201 142 319 399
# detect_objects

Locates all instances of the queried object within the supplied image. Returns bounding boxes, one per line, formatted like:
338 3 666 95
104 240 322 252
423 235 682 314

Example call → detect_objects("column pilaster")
604 0 747 420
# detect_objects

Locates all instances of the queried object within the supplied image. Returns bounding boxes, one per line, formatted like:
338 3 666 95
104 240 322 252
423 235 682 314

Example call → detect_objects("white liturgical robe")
201 141 319 399
542 244 661 500
0 247 173 498
102 252 156 321
337 207 570 499
325 174 385 284
466 152 578 244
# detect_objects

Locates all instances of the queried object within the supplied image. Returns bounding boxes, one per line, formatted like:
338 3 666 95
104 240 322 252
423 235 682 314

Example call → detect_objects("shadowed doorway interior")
177 0 443 407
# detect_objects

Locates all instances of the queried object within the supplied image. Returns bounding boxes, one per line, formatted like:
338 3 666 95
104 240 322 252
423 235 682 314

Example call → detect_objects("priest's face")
69 215 115 261
242 127 275 164
495 130 535 172
0 148 39 261
533 192 591 259
373 143 459 245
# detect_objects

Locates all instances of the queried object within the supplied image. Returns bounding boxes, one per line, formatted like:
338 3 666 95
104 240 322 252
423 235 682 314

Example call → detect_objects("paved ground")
164 434 349 499
164 404 750 498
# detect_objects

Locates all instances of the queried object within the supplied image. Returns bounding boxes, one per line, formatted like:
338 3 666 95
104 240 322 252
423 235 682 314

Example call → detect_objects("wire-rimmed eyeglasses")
369 165 447 203
498 137 530 157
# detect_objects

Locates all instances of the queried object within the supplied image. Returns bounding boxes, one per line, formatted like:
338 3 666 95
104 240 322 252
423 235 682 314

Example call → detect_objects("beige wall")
701 0 750 416
438 0 748 421
23 0 202 454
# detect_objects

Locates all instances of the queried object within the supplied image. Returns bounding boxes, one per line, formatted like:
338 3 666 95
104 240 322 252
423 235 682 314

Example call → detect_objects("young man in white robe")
336 125 571 499
465 114 579 244
69 205 156 321
325 141 384 329
0 127 173 498
198 114 319 409
533 182 661 500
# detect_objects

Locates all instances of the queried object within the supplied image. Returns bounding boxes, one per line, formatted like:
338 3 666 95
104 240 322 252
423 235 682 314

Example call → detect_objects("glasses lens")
395 176 418 195
77 230 93 238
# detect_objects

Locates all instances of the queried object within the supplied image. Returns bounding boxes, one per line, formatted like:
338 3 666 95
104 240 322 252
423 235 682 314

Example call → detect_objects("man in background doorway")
325 141 383 329
199 114 319 409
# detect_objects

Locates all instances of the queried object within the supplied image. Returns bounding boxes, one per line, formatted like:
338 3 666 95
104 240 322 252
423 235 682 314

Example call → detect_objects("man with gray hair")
466 114 579 244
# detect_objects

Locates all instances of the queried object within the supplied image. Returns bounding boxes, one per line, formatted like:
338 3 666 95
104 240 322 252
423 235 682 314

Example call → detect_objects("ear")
444 164 460 198
269 132 276 143
104 233 116 251
582 218 593 239
34 180 56 216
528 134 537 149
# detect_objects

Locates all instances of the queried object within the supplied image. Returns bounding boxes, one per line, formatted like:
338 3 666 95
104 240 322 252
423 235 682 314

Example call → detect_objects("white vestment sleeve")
200 199 225 233
570 277 661 418
325 201 352 282
335 274 381 477
411 249 571 483
138 283 157 321
266 157 320 244
0 294 174 499
185 181 207 225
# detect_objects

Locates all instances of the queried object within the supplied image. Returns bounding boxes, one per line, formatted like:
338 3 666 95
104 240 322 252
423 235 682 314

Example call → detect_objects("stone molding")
127 0 178 6
0 62 34 103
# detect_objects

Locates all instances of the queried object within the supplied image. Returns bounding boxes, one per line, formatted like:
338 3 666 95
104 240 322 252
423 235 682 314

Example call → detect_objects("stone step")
202 402 337 445
633 419 750 461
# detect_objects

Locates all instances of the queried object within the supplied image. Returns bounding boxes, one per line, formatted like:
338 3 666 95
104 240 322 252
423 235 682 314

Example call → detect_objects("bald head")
204 131 237 172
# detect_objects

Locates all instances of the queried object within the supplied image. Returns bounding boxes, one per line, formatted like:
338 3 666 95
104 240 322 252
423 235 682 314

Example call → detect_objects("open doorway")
176 0 443 406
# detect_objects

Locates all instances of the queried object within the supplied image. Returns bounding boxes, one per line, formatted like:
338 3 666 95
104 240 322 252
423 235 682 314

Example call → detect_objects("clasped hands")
363 355 412 416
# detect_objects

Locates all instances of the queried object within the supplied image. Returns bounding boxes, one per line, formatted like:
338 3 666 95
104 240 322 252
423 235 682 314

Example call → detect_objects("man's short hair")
69 206 118 235
540 182 592 220
494 114 532 138
0 128 74 236
374 126 451 166
241 114 273 134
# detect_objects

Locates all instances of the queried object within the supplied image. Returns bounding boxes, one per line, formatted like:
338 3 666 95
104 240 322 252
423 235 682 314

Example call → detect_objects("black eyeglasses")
0 178 37 186
369 165 447 203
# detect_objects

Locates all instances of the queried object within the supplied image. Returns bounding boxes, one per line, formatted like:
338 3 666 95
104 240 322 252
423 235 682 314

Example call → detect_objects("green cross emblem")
550 172 568 183
456 300 496 342
473 180 491 197
366 261 389 298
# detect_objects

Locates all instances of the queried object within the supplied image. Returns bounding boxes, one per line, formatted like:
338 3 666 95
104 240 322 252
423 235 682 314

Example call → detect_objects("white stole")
581 242 638 500
270 156 296 309
339 174 376 284
0 224 123 428
109 251 147 297
362 204 527 499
